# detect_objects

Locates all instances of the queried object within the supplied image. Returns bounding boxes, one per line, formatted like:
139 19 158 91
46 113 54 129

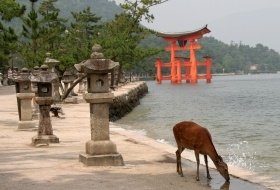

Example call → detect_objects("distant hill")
17 0 122 21
139 35 280 74
11 0 280 74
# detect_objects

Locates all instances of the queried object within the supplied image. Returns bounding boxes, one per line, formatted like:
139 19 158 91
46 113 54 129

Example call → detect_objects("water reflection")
207 175 266 190
205 176 230 190
220 181 230 190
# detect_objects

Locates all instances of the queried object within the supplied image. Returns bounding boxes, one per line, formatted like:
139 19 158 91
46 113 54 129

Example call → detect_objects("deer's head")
216 155 230 182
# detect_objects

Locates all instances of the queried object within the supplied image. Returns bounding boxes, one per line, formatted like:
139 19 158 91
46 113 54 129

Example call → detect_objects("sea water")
115 74 280 189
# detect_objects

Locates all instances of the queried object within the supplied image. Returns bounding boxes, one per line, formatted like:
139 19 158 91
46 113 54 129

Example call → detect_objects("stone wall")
109 82 148 121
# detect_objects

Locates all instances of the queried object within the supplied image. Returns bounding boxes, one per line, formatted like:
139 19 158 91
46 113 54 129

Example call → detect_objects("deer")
173 121 230 182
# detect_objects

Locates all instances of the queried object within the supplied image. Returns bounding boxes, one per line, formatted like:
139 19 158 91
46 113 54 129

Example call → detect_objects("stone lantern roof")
74 44 119 74
14 68 31 82
37 65 57 83
45 52 60 68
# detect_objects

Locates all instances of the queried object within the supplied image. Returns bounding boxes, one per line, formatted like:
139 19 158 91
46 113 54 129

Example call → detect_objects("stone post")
44 53 61 103
32 65 59 145
77 72 85 94
62 70 78 104
0 73 3 86
76 44 124 166
83 77 87 92
70 79 78 96
30 66 40 118
14 68 37 130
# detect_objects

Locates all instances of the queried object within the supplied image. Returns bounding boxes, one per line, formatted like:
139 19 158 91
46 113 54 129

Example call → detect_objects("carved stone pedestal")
17 93 37 130
32 95 59 145
79 153 124 166
32 135 59 145
14 68 37 130
79 140 123 166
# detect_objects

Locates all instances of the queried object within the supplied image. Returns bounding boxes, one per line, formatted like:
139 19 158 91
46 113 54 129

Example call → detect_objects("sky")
114 0 280 53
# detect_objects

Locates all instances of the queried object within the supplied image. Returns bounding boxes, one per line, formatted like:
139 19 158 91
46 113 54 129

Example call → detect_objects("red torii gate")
155 25 212 84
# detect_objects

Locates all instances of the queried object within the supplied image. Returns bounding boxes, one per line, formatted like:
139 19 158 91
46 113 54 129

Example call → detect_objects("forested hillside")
2 0 280 75
139 35 280 74
18 0 122 21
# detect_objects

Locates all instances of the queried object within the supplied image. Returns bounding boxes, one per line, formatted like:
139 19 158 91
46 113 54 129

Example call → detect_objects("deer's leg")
175 149 180 175
204 155 212 179
175 149 180 174
195 150 200 181
176 146 184 177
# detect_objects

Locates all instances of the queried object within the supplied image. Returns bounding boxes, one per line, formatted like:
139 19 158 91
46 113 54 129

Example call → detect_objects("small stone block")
32 135 59 146
79 153 124 166
18 121 37 131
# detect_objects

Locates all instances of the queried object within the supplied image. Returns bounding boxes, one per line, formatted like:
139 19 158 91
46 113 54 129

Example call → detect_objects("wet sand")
0 85 272 190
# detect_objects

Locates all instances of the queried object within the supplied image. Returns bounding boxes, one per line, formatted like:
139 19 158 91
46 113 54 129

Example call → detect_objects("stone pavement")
0 85 270 190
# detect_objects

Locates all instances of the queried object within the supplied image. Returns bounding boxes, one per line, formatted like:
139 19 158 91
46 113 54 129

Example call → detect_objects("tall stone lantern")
30 66 40 118
76 44 124 166
14 68 36 130
45 53 61 103
32 65 59 145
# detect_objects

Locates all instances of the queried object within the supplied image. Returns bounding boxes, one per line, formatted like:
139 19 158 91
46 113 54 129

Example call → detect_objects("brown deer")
173 121 230 182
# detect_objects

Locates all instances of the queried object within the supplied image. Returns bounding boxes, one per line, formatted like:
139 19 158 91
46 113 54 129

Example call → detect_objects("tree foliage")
71 7 101 54
21 3 42 67
199 37 280 73
1 0 280 77
47 6 102 77
38 0 67 52
0 0 25 72
0 0 25 21
98 0 166 81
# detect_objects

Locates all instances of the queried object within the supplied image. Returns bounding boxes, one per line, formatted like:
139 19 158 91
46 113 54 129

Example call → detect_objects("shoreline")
112 123 277 190
0 84 274 190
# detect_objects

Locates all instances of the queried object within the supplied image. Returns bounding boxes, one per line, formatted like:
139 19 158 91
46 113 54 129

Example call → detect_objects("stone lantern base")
18 121 37 131
79 140 124 166
17 93 36 130
32 135 59 145
79 153 124 166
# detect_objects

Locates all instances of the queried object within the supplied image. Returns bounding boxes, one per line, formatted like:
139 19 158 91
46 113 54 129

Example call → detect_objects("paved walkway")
0 85 270 190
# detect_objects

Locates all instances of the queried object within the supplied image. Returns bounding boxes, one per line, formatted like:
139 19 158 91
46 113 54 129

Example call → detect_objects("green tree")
38 0 67 52
70 6 101 60
98 0 167 82
21 0 43 67
0 0 25 72
0 0 25 21
52 6 101 76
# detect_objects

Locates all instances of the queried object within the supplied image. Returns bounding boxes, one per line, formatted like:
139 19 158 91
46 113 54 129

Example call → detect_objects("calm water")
116 74 280 188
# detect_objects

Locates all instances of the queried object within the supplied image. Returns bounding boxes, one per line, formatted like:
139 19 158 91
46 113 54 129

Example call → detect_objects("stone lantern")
32 65 59 145
45 53 61 103
14 68 36 130
62 70 78 103
30 66 40 117
45 52 60 72
75 44 124 166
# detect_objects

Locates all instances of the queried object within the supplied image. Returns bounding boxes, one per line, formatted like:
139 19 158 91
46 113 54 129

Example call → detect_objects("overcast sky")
114 0 280 53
